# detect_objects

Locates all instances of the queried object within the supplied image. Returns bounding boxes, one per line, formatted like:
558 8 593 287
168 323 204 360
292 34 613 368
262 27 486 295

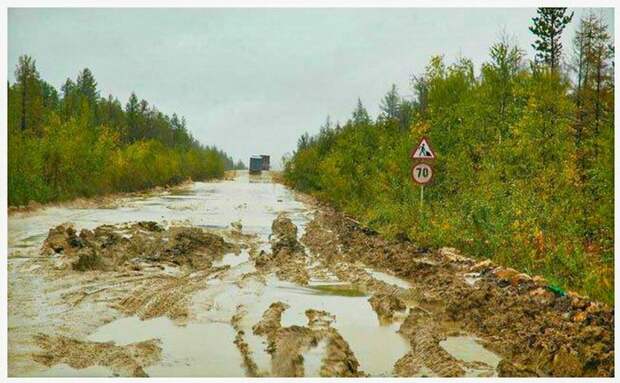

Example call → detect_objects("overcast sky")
8 8 614 168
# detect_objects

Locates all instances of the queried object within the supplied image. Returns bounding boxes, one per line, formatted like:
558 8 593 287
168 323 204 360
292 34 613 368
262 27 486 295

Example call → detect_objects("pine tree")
14 55 45 133
125 92 140 143
352 98 371 125
76 68 99 105
379 84 400 120
529 8 574 71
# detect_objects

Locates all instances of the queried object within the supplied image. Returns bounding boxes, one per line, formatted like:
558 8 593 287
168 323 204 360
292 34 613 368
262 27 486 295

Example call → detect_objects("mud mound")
368 293 406 324
32 333 161 377
251 302 364 377
42 222 237 272
252 215 309 285
271 326 320 376
320 328 363 377
271 214 302 254
253 301 289 338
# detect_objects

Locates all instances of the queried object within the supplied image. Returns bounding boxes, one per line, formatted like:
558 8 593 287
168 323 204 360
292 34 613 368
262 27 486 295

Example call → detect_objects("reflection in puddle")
88 316 244 377
303 339 328 376
306 284 366 297
364 268 412 289
212 275 409 377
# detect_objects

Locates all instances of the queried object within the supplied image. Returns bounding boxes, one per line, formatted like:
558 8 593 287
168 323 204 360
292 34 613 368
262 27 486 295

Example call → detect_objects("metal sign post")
420 185 424 209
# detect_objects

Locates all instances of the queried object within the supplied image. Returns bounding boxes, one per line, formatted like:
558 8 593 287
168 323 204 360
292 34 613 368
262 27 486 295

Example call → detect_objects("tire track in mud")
299 204 614 377
10 184 612 377
8 221 249 376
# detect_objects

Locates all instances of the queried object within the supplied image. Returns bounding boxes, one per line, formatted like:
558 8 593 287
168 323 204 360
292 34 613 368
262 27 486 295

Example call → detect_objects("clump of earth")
43 221 238 272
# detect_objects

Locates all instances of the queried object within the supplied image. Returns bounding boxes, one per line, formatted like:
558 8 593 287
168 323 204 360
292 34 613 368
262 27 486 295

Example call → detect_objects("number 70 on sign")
411 162 433 184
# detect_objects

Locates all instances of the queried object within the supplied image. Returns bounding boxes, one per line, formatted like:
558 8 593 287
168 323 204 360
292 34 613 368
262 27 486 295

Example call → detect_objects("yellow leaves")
410 120 430 136
533 226 545 255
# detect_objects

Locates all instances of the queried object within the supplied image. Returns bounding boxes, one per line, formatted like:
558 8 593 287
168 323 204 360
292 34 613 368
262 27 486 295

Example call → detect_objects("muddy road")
7 171 613 377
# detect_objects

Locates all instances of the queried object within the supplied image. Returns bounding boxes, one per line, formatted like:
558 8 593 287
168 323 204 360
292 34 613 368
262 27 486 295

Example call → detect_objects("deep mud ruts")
7 172 613 377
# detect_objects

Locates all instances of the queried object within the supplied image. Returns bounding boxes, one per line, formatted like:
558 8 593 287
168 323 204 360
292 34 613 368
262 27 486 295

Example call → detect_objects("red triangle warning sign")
411 137 436 160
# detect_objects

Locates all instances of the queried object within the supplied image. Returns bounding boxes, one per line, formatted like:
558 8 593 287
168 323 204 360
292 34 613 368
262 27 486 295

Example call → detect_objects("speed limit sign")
411 162 433 184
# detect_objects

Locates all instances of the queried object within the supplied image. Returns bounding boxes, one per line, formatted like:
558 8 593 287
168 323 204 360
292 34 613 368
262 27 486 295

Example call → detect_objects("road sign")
411 136 435 160
411 162 434 185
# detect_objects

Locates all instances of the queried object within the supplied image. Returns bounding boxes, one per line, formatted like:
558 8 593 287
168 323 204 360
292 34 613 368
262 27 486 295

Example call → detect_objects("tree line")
8 58 246 206
284 9 614 303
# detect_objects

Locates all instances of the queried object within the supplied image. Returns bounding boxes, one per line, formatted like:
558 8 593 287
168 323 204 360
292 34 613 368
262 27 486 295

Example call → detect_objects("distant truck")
260 155 270 171
249 156 263 174
249 155 270 174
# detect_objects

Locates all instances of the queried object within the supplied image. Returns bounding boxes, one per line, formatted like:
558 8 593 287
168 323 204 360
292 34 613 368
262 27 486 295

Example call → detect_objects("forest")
284 9 614 303
7 57 246 206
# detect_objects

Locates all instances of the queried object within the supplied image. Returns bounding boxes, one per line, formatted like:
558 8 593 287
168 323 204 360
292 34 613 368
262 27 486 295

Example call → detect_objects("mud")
250 213 309 285
301 206 614 377
250 302 363 377
42 222 237 272
8 172 614 377
368 293 406 324
32 334 161 377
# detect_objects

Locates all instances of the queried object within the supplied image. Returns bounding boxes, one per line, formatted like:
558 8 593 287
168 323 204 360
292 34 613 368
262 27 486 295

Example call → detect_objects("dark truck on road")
249 155 270 174
249 156 262 174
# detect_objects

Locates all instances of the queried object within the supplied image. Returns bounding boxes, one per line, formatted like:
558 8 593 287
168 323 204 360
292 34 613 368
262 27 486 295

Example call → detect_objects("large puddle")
8 171 500 377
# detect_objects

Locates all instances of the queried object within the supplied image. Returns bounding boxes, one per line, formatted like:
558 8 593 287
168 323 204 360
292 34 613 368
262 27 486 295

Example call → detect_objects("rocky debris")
32 333 161 377
42 222 237 272
368 293 406 324
470 259 495 273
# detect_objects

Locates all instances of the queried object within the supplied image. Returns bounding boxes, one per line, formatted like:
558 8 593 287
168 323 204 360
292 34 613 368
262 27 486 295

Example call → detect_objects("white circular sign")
411 163 433 184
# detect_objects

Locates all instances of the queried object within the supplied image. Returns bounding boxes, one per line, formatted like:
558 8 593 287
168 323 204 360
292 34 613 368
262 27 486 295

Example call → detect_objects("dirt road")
7 171 613 377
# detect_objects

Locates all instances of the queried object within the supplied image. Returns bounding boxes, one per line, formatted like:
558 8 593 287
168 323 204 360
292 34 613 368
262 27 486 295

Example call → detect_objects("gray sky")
8 8 614 168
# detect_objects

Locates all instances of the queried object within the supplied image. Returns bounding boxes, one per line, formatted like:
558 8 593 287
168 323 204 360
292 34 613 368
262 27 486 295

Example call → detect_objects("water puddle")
302 339 328 376
214 251 251 268
440 335 501 376
88 316 244 377
9 171 411 377
25 364 114 377
364 268 412 289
